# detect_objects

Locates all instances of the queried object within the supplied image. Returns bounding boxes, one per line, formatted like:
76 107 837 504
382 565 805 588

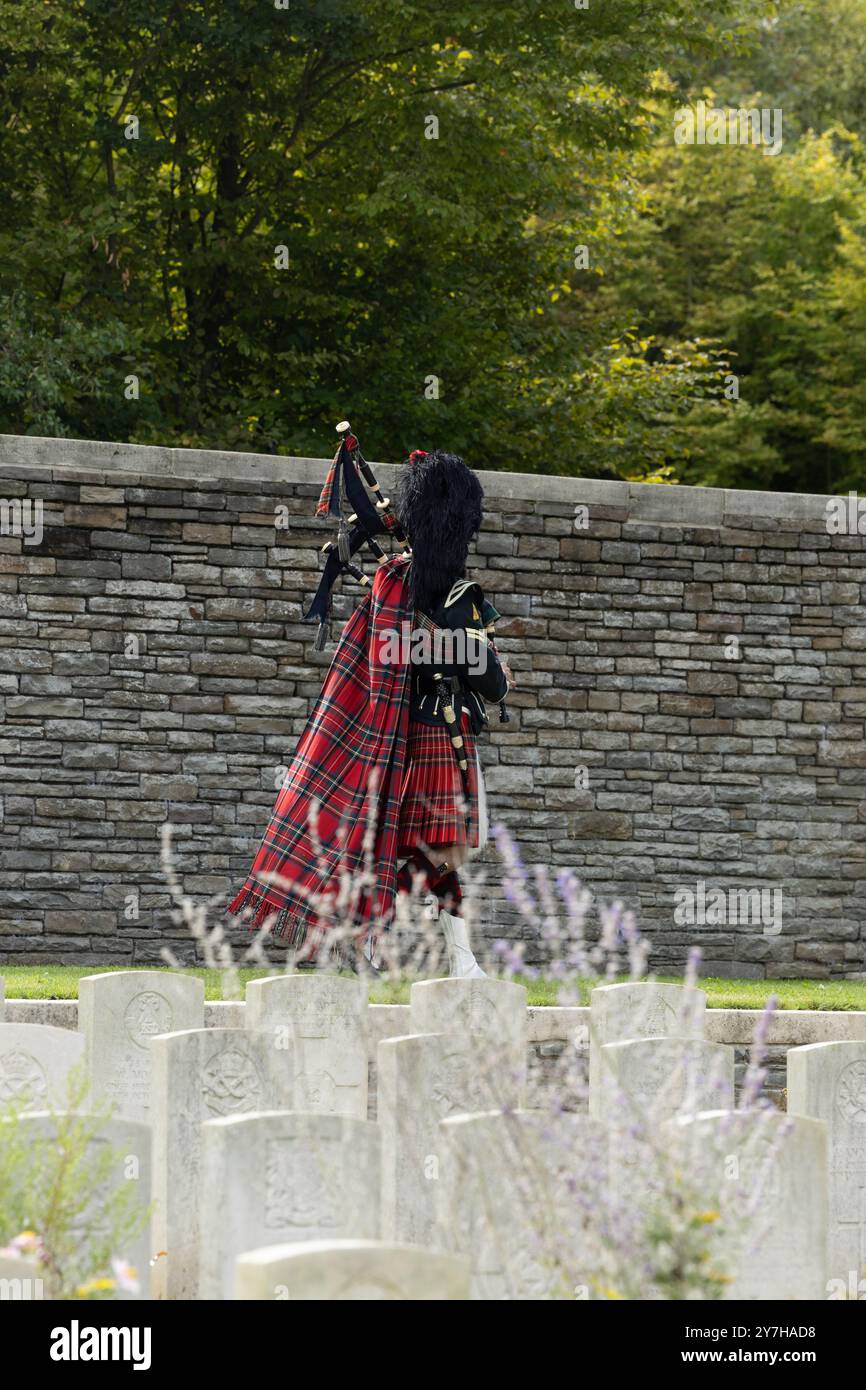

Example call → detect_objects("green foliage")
2 0 866 488
0 293 134 439
599 122 866 491
0 1068 148 1298
629 1201 731 1301
0 0 754 473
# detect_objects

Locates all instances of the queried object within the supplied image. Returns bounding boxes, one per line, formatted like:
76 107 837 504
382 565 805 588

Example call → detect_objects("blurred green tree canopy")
0 0 863 490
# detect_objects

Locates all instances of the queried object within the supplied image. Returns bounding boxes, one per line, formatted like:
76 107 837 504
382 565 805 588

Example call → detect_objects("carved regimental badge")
0 1049 48 1106
201 1046 263 1117
124 991 173 1049
836 1061 866 1124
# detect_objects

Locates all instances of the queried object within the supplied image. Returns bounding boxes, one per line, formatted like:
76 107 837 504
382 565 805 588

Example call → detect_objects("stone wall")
0 434 864 976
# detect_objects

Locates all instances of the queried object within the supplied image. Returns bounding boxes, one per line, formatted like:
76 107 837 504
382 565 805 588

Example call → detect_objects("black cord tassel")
314 618 329 652
337 518 351 564
499 700 510 723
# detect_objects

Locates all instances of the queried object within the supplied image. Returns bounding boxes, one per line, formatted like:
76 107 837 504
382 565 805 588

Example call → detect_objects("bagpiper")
229 425 513 976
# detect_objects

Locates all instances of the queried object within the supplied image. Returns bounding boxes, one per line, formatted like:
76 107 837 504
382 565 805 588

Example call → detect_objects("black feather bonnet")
394 450 484 615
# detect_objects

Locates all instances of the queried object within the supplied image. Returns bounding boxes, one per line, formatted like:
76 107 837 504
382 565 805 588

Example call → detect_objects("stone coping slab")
5 997 866 1048
0 432 837 528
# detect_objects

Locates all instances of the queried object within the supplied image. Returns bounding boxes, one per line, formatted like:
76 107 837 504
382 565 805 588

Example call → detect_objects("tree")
0 0 756 476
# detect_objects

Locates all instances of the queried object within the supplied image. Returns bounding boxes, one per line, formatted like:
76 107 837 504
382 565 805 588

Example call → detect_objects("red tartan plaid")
398 713 479 852
228 555 413 944
314 443 341 517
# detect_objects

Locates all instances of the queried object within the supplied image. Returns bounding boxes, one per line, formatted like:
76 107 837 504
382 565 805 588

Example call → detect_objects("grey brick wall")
0 435 864 977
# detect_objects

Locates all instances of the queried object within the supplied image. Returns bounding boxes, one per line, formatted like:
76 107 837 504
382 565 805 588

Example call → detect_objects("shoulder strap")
443 577 482 609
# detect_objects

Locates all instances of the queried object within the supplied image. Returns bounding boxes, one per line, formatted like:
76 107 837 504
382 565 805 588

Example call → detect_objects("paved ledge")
0 432 836 528
5 1000 79 1030
703 1008 866 1046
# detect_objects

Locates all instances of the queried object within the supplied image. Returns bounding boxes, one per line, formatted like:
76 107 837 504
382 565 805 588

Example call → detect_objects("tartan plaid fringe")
228 883 309 947
314 447 340 517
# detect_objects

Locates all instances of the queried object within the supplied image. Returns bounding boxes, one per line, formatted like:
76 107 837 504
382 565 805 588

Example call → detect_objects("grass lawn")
2 964 866 1010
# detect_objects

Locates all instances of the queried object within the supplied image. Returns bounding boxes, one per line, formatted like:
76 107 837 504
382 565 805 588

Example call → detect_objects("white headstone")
150 1027 295 1299
245 974 368 1118
21 1112 151 1300
600 1038 735 1216
199 1110 380 1299
598 1037 734 1123
78 971 204 1122
410 978 527 1098
0 1023 85 1112
589 981 706 1117
439 1108 606 1299
378 1031 523 1247
235 1239 470 1300
667 1109 828 1300
788 1040 866 1294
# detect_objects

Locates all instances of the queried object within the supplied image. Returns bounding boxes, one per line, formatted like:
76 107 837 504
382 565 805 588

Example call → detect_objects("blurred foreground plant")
0 1068 148 1299
161 816 786 1300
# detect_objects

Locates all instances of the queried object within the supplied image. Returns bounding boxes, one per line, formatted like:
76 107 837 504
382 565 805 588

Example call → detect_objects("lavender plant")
159 814 787 1300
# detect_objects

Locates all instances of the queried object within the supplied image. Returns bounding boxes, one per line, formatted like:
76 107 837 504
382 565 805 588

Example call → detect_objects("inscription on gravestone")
245 976 368 1118
264 1138 342 1231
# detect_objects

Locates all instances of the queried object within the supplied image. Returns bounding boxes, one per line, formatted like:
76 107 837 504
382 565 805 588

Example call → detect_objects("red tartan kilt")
398 713 479 851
